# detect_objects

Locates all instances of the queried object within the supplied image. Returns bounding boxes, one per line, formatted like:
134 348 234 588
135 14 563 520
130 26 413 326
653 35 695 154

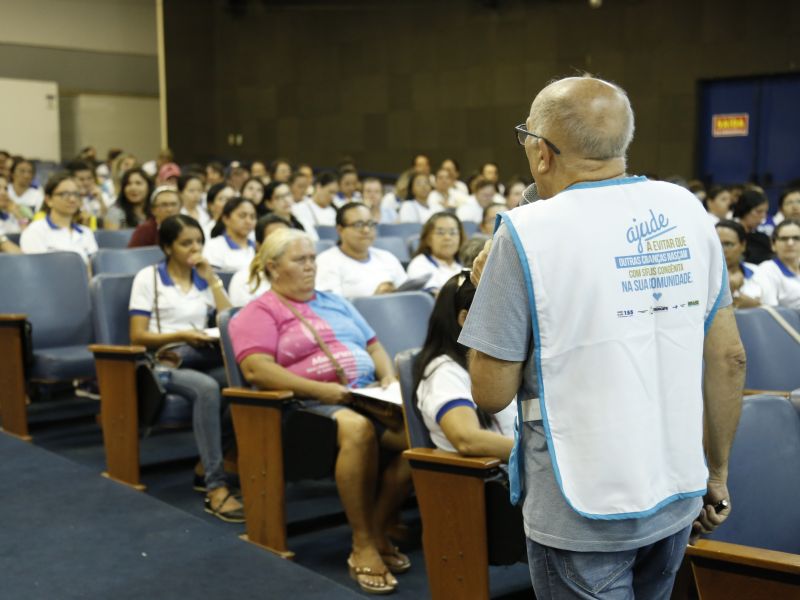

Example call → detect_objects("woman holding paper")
128 214 243 524
229 228 411 595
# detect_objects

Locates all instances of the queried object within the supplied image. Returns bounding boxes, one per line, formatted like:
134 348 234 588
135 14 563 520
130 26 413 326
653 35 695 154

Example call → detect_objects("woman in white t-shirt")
398 173 441 224
204 197 257 271
753 219 800 310
7 158 43 215
129 214 243 522
179 174 210 229
228 214 288 307
203 183 237 238
715 219 761 308
316 202 408 298
406 212 464 294
414 272 514 460
20 172 98 267
0 173 24 235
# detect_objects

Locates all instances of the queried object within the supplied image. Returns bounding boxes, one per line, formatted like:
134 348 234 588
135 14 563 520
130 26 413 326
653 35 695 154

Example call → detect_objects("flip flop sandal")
380 546 411 574
347 555 396 595
204 491 245 523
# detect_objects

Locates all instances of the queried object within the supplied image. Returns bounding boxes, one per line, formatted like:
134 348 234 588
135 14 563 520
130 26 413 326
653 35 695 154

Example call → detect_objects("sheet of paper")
350 381 402 406
203 327 220 340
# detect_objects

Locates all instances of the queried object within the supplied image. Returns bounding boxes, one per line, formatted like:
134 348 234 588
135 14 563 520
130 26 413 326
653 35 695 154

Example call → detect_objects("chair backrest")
315 239 335 254
92 247 164 275
90 273 136 345
372 236 410 263
461 221 478 237
214 270 236 291
734 307 800 391
316 225 338 241
378 223 421 239
396 348 435 448
406 234 420 255
351 292 434 359
709 395 800 554
218 307 245 387
94 229 135 249
0 252 93 348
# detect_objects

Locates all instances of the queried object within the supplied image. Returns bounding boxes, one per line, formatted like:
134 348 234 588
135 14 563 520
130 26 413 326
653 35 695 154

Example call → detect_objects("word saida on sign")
712 113 749 137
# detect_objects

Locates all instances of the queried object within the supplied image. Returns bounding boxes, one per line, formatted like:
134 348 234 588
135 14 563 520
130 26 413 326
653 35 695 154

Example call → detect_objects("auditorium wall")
164 0 800 180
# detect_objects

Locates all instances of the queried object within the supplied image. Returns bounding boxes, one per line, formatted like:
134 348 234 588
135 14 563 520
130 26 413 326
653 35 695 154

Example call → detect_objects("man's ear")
537 138 553 175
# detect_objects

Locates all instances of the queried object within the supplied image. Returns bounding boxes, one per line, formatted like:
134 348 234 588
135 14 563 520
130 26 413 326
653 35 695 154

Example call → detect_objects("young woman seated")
414 272 515 461
753 219 800 310
203 183 237 238
715 219 761 308
406 212 465 294
105 167 153 230
203 197 257 271
241 176 266 214
129 214 243 523
179 174 210 229
128 186 182 248
316 202 408 299
20 172 98 268
733 189 772 264
229 228 412 595
398 172 441 224
261 181 308 232
228 214 289 307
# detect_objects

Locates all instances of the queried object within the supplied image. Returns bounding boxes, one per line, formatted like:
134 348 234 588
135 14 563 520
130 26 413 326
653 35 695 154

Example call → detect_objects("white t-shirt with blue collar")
129 262 215 334
20 215 98 264
753 257 800 310
0 211 21 235
203 233 256 272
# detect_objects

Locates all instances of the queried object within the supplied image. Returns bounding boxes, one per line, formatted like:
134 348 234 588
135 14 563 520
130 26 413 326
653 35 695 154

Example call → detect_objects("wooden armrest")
686 539 800 575
744 388 791 398
90 344 147 357
223 387 294 404
404 447 501 470
0 314 27 323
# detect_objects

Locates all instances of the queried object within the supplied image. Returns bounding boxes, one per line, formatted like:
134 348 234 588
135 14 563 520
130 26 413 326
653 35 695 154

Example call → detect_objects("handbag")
274 292 404 431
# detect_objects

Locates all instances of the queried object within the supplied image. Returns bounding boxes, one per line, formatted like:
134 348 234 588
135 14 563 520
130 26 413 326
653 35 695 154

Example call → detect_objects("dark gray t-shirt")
460 225 731 552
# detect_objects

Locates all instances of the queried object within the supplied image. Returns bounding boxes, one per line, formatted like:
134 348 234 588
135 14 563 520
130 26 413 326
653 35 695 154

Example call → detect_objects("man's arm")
691 305 746 543
468 349 523 414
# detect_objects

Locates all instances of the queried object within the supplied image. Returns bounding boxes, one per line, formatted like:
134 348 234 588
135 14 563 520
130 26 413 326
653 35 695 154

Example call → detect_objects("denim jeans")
166 367 227 490
526 525 691 600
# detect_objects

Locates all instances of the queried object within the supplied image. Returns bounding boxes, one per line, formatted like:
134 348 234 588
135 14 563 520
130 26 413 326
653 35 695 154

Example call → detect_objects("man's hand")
470 239 492 287
689 479 731 545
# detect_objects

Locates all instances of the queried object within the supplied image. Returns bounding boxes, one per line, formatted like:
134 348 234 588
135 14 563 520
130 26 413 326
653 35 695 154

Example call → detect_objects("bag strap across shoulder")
273 292 349 386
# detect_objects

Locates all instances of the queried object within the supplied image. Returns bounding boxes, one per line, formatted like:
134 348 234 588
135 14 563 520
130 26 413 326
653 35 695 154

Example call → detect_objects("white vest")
503 176 727 519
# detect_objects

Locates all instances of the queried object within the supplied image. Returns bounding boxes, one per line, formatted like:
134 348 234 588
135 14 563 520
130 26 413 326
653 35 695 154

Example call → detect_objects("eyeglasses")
53 191 81 199
343 220 378 230
514 123 561 155
776 235 800 243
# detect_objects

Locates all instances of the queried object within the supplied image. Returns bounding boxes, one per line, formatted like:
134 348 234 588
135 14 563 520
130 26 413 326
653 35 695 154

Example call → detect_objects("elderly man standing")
460 76 745 599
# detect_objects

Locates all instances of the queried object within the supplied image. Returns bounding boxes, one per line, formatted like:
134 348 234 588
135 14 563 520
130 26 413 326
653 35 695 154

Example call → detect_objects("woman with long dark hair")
203 197 257 271
413 272 514 460
105 167 153 230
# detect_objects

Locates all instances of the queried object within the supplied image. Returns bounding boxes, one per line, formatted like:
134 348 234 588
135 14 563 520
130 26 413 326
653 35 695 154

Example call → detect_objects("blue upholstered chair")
91 246 164 275
372 236 410 264
94 229 134 249
350 292 434 360
315 225 338 240
734 307 800 394
685 395 800 598
218 308 336 558
0 252 96 439
406 233 420 255
397 348 525 600
315 239 335 254
378 222 421 239
461 220 478 237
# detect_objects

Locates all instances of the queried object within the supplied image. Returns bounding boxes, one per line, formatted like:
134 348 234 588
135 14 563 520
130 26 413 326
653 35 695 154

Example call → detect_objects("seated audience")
262 182 308 233
128 186 182 248
105 167 153 230
704 186 732 223
241 176 266 214
7 157 42 215
428 167 464 211
0 173 24 234
773 187 800 227
291 171 338 233
715 220 761 308
20 172 98 266
504 177 527 209
360 177 386 224
316 203 408 298
398 172 441 224
335 167 361 206
734 189 773 264
289 171 311 204
414 273 514 460
226 162 249 192
157 162 181 187
753 219 800 310
204 197 257 271
478 202 506 236
204 182 237 237
270 159 292 183
441 158 469 195
129 214 242 522
179 174 210 229
229 215 289 307
229 228 411 594
406 212 465 294
69 160 108 223
457 176 498 223
205 161 225 188
250 159 269 183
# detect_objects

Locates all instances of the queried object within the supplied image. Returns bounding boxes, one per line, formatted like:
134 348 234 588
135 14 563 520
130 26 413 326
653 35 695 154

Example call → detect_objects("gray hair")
531 77 635 162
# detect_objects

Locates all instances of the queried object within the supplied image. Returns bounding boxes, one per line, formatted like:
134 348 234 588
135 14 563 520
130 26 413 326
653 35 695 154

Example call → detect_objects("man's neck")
541 158 627 199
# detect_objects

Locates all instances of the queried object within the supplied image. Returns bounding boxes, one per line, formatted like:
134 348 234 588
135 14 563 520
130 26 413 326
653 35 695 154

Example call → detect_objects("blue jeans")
166 367 227 491
526 525 691 600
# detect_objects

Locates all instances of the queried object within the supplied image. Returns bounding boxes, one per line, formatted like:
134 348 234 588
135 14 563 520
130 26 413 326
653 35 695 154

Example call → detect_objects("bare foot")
207 486 242 512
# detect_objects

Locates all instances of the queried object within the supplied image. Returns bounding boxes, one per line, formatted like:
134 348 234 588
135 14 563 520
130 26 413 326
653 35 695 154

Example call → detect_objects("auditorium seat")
88 273 193 489
94 229 135 249
351 292 434 359
315 225 338 240
685 395 800 598
315 239 335 254
91 246 164 275
406 233 420 255
461 220 478 237
218 308 337 558
397 349 525 600
734 307 800 395
0 252 96 440
372 235 410 263
378 222 421 239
